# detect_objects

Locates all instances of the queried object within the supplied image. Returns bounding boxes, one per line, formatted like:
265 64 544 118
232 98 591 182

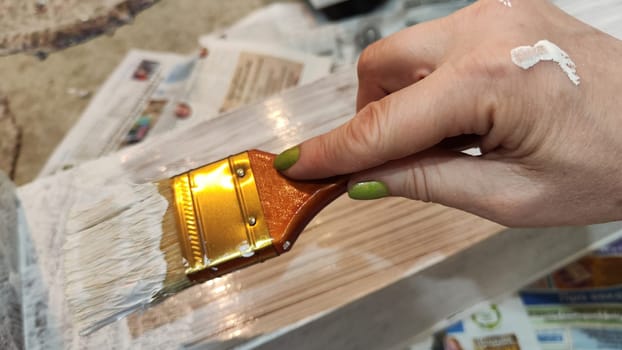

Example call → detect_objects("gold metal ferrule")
171 152 275 281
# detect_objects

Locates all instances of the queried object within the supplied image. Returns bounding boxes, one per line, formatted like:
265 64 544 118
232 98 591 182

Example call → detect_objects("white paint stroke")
63 181 168 334
511 39 580 85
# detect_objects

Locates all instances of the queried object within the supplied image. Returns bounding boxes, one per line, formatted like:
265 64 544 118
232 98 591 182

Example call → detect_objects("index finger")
275 64 492 180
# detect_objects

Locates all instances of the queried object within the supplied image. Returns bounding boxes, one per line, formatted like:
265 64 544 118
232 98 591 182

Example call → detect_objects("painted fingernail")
348 181 390 200
274 146 300 171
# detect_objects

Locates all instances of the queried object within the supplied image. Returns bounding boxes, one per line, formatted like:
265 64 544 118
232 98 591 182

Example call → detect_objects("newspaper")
409 237 622 350
410 297 541 350
40 41 331 176
185 38 331 119
39 50 184 175
41 0 472 175
202 1 474 67
520 238 622 350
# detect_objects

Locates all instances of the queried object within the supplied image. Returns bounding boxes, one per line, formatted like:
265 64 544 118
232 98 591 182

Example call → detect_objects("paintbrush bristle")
156 179 193 295
63 180 193 335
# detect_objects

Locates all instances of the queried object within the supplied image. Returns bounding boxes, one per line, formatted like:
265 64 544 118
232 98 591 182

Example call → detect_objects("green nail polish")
274 146 300 171
348 181 390 200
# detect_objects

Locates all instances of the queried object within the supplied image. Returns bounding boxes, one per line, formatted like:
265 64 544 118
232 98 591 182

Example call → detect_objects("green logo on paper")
471 304 502 329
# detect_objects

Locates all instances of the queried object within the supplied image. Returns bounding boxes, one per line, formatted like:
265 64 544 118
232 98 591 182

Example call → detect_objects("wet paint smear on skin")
511 39 580 86
498 0 512 7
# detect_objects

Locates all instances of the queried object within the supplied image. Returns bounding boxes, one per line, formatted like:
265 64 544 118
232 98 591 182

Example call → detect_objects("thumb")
346 149 531 225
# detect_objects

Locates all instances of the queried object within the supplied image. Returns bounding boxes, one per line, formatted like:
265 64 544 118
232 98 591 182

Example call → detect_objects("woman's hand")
274 0 622 227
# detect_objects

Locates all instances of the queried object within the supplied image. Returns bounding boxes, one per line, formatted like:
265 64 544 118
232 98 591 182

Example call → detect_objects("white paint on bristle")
63 181 168 333
511 39 580 85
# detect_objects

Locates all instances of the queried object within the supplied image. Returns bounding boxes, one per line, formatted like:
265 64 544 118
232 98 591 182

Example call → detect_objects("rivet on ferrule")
236 168 246 177
248 216 257 226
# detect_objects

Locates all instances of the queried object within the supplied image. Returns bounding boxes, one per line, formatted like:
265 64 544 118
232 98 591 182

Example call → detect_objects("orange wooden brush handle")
248 150 347 254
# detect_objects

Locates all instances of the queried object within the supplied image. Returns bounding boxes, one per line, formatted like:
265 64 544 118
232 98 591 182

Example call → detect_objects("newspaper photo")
520 238 622 350
409 297 541 350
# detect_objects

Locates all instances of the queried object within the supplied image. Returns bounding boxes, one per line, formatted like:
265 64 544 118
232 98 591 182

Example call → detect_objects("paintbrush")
64 149 346 335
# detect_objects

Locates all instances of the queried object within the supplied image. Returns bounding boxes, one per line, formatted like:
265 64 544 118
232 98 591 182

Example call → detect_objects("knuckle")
455 50 513 84
315 100 388 173
357 41 381 78
481 55 514 83
316 134 341 171
402 162 433 202
348 101 386 153
447 54 504 134
309 133 350 175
